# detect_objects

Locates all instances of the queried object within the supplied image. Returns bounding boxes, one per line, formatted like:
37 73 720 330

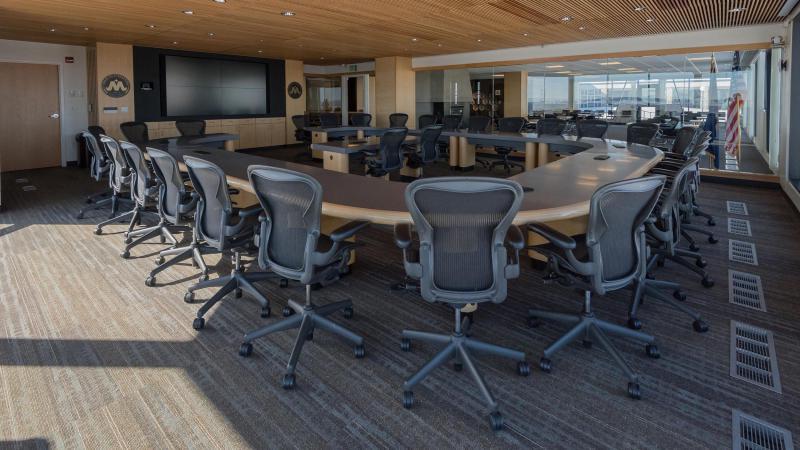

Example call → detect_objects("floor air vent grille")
730 321 781 393
729 270 765 311
727 201 749 215
732 410 793 450
729 240 758 266
728 218 752 237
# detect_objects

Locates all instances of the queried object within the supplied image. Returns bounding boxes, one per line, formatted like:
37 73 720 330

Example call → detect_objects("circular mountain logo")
102 74 130 98
287 81 303 99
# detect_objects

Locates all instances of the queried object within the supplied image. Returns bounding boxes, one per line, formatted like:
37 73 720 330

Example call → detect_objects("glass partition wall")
415 48 778 175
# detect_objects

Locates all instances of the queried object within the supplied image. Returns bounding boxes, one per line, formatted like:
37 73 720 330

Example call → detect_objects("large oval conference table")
151 135 663 259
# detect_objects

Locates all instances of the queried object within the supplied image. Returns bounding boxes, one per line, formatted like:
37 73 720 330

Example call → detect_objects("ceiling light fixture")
320 56 325 60
561 16 573 22
554 71 571 74
257 50 263 53
477 39 482 42
634 5 646 11
49 27 56 32
599 61 621 65
212 0 226 3
411 38 418 42
546 65 564 68
83 27 90 31
578 26 586 30
688 56 712 61
281 11 296 16
437 43 442 47
208 32 215 36
523 32 529 36
646 17 655 22
146 24 156 28
729 6 746 13
182 10 194 15
172 41 179 45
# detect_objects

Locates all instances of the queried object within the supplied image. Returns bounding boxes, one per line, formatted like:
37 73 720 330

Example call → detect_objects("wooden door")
0 62 61 172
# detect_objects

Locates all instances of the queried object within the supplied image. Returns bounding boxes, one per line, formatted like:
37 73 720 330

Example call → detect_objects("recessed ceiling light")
578 26 586 30
212 0 226 3
646 17 655 22
83 27 90 31
554 71 571 74
437 43 442 47
688 56 712 61
49 27 56 32
546 65 564 68
208 32 215 36
599 61 622 65
634 5 646 11
172 41 179 45
561 16 573 22
411 38 418 42
477 39 482 42
281 11 296 16
618 67 640 71
729 6 746 13
146 24 156 29
523 32 529 36
182 10 194 15
320 56 325 60
257 50 263 53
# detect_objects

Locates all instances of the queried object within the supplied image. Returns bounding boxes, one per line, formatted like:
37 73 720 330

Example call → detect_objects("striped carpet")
0 166 798 449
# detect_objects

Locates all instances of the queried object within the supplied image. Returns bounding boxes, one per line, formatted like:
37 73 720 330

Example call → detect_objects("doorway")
342 74 371 126
0 62 62 172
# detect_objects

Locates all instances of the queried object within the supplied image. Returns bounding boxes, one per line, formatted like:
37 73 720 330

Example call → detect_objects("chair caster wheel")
305 332 314 341
627 318 642 330
489 411 504 431
120 251 130 259
192 317 205 330
539 357 552 373
453 362 463 372
673 290 687 301
400 338 411 352
708 236 718 244
582 340 592 349
260 306 270 318
695 258 707 268
183 292 195 303
645 344 660 359
689 244 700 252
693 319 709 333
402 390 414 409
342 306 354 319
707 219 716 226
527 316 541 328
145 276 156 287
627 382 641 400
279 278 288 288
282 373 296 390
353 344 365 359
239 342 253 357
517 361 531 376
282 307 295 317
701 276 714 288
94 228 102 235
656 259 664 267
154 256 164 265
234 288 242 299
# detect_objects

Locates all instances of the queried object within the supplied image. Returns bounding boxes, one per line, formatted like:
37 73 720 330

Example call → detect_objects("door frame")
0 58 65 167
341 74 371 126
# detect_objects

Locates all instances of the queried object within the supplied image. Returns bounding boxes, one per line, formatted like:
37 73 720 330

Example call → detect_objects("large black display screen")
163 55 268 116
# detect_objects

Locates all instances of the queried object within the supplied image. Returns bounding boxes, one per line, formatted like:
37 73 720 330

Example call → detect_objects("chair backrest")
467 115 491 133
536 118 566 136
147 147 189 223
405 177 523 304
81 131 107 180
350 113 372 126
627 122 659 145
576 119 608 139
183 156 234 248
497 117 526 133
375 128 408 173
88 125 106 141
443 115 462 131
291 114 306 129
247 165 323 283
585 176 666 294
175 119 206 137
99 135 130 193
319 112 339 128
119 140 152 206
671 126 697 155
120 121 149 144
389 113 409 127
418 114 436 129
418 126 443 164
656 158 697 244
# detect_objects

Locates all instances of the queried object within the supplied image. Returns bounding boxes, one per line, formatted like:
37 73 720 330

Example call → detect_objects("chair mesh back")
443 115 461 131
350 113 372 126
291 115 306 129
498 117 525 132
577 119 608 139
467 115 490 133
672 126 697 155
419 126 443 163
100 136 129 192
418 114 436 129
120 141 150 204
379 128 408 171
319 113 339 127
413 187 516 292
587 177 664 283
88 125 106 141
537 118 566 136
176 120 205 136
389 113 409 127
147 148 184 220
81 132 106 179
120 122 149 144
627 122 659 145
184 156 232 244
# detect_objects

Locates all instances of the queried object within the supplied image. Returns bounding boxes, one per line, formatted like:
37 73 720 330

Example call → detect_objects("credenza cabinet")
145 117 287 150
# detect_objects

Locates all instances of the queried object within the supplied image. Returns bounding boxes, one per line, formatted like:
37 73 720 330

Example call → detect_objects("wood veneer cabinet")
145 117 287 150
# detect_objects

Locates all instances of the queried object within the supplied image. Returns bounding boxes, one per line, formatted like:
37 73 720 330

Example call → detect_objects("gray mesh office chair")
120 121 150 145
669 126 699 155
486 117 526 173
389 112 409 127
365 128 408 177
536 118 566 136
319 113 339 128
418 114 436 129
627 122 660 145
528 176 668 399
404 125 443 177
349 113 372 126
76 131 113 219
394 177 529 431
179 156 271 326
438 115 462 161
175 119 206 136
576 119 608 139
93 135 134 234
238 166 371 389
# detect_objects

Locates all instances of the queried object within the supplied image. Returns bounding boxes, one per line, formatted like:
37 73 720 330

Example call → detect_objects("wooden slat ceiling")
0 0 787 64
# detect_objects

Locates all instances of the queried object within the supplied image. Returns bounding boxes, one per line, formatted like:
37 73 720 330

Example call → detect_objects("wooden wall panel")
503 71 527 118
375 57 415 128
95 42 134 140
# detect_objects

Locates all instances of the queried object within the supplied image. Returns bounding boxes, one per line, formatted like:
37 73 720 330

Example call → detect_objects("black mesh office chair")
668 126 699 154
175 119 206 136
527 176 667 399
239 166 371 389
76 131 113 219
404 125 443 177
437 115 462 161
93 135 134 234
627 122 660 146
576 119 608 139
319 113 339 128
365 128 408 177
291 115 312 159
536 118 566 136
349 113 372 126
486 117 526 173
179 156 271 326
120 121 150 145
389 113 409 127
395 177 529 431
418 114 436 129
88 125 106 141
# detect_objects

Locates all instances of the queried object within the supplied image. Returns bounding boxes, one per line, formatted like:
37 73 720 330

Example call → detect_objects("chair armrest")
394 223 414 249
330 220 370 242
504 225 525 250
527 222 576 250
237 204 262 218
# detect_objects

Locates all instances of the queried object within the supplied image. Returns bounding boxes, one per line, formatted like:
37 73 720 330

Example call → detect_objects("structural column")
375 56 415 128
502 71 528 117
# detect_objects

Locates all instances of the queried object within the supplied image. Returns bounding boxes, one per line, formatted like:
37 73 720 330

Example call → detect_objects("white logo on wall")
102 74 130 98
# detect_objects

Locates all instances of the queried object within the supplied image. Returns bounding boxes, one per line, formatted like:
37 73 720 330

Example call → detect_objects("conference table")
150 136 663 261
